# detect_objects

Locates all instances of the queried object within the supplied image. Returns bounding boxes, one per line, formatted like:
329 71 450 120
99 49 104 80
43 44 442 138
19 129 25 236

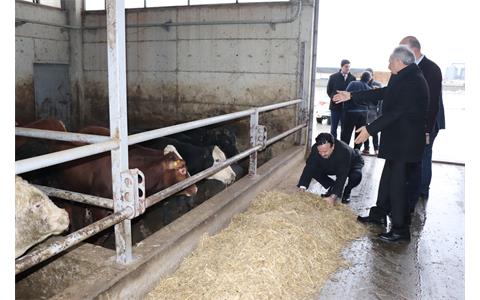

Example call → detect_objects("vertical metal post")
106 0 132 264
249 109 259 176
296 41 307 145
307 0 320 151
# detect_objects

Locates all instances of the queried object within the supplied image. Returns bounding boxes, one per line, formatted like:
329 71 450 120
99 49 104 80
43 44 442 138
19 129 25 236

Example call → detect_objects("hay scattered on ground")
146 191 367 300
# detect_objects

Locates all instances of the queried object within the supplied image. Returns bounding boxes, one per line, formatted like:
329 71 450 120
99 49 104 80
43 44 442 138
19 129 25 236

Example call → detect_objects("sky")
316 0 467 73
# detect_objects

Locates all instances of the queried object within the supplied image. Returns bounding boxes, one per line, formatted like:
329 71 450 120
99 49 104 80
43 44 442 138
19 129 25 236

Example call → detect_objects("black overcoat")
327 71 356 111
351 63 429 162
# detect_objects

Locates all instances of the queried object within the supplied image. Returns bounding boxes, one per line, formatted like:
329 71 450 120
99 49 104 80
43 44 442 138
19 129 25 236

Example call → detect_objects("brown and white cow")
49 125 198 244
15 176 70 258
16 119 197 246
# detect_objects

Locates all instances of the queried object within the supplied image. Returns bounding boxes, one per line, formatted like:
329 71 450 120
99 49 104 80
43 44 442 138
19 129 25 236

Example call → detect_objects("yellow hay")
146 190 367 300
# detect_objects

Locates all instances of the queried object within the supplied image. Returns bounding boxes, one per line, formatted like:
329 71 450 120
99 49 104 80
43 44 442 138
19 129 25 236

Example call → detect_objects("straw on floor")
146 190 367 299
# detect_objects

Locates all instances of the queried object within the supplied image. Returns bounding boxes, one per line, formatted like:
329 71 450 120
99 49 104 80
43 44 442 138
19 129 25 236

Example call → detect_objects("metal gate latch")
120 169 146 219
256 125 267 150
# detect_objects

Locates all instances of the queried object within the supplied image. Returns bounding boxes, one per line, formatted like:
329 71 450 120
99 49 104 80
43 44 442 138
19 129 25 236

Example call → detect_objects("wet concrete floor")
273 153 465 299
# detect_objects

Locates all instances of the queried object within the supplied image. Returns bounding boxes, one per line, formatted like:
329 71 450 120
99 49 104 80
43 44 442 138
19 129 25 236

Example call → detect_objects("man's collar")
415 54 425 65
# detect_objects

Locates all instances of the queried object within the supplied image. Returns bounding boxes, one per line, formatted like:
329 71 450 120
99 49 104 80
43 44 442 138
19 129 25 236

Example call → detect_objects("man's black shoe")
357 215 386 226
378 230 410 242
321 186 333 198
341 195 351 204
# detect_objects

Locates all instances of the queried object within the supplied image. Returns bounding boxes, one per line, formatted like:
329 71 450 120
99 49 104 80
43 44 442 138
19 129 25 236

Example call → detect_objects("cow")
16 119 198 247
15 176 70 258
15 117 68 153
171 125 240 158
15 118 69 186
170 125 246 179
141 136 236 185
48 125 198 247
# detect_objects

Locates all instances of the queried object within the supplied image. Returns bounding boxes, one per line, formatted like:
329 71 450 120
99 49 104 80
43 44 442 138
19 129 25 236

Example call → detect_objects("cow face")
15 176 70 258
207 146 236 185
162 152 198 197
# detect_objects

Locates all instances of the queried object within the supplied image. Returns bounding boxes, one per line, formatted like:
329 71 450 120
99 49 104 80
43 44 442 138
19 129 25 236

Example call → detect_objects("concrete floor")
275 144 465 299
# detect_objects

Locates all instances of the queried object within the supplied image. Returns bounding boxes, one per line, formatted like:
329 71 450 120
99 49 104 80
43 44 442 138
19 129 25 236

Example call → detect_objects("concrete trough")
16 146 305 300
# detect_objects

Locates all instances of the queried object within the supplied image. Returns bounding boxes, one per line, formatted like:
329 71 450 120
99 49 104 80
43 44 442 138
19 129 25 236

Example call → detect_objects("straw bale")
146 190 367 299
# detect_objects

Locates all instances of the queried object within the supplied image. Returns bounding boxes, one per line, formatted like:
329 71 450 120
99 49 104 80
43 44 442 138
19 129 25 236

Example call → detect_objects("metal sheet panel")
33 63 72 129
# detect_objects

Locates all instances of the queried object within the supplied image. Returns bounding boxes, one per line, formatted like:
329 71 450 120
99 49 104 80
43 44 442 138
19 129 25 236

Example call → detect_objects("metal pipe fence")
15 99 305 274
34 185 114 209
15 127 111 144
15 139 119 175
14 0 309 276
15 209 131 275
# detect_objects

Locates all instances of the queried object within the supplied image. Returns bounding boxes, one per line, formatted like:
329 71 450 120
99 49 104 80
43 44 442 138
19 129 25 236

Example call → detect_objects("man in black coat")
333 45 429 242
297 132 364 205
326 59 356 139
400 36 446 210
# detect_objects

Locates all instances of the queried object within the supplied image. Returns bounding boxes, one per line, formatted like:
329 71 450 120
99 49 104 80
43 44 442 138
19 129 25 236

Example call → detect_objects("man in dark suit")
333 45 428 242
326 59 356 139
297 132 364 205
400 36 446 211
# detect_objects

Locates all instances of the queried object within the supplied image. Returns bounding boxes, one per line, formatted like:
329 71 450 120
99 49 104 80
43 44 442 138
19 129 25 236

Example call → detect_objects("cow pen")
14 0 467 299
15 98 306 275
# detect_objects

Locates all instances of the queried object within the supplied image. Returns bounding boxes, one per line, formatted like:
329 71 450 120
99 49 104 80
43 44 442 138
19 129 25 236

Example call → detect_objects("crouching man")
297 132 364 205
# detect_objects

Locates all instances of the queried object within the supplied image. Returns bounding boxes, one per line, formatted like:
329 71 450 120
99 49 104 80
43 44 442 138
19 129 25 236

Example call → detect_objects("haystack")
146 190 366 299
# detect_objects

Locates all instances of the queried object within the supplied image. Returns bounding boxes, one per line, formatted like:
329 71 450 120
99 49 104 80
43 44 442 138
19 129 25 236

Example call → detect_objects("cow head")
15 176 70 258
207 145 236 185
203 127 239 158
162 150 198 197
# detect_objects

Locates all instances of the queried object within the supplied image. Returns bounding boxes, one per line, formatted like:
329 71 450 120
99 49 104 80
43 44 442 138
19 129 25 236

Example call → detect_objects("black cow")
141 136 236 186
170 125 246 179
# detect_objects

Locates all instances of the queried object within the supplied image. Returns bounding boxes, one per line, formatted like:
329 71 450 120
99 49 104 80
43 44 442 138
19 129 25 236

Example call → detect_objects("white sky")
316 0 467 73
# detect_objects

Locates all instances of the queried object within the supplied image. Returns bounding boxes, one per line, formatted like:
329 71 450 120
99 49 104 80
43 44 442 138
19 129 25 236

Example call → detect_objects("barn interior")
14 0 466 299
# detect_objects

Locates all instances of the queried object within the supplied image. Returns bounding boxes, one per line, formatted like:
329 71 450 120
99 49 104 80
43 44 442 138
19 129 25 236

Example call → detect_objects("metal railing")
15 98 306 274
14 0 308 275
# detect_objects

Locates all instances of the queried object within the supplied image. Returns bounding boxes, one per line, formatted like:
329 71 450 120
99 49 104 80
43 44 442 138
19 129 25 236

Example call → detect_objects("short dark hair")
360 71 372 83
365 68 374 74
315 132 334 146
341 59 350 67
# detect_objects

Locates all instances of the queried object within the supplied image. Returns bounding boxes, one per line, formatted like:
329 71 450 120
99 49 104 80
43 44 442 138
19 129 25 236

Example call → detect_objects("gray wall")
82 1 314 155
15 1 70 124
15 1 315 156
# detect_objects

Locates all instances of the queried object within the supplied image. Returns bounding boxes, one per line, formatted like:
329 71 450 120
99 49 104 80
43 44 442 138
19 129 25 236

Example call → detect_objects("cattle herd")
15 118 246 256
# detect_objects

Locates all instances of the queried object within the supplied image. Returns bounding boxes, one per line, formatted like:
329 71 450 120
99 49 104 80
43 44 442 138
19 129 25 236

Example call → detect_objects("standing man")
363 68 384 155
333 46 428 242
297 132 364 205
342 71 372 150
400 36 446 210
326 59 356 139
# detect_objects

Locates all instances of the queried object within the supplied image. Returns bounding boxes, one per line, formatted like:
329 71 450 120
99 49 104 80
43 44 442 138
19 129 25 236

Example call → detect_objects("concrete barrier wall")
15 1 314 156
82 1 313 125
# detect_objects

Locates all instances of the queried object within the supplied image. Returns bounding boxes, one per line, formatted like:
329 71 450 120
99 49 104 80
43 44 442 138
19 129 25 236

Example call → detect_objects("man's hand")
332 90 351 104
298 186 307 192
354 126 370 144
324 195 337 206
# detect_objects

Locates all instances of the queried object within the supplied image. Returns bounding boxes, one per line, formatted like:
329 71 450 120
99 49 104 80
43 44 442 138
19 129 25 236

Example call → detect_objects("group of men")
297 36 445 243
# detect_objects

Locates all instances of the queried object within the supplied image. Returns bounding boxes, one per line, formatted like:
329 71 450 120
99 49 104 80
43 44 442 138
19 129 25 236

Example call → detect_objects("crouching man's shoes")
321 186 333 198
341 195 351 204
378 230 410 242
357 215 386 226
